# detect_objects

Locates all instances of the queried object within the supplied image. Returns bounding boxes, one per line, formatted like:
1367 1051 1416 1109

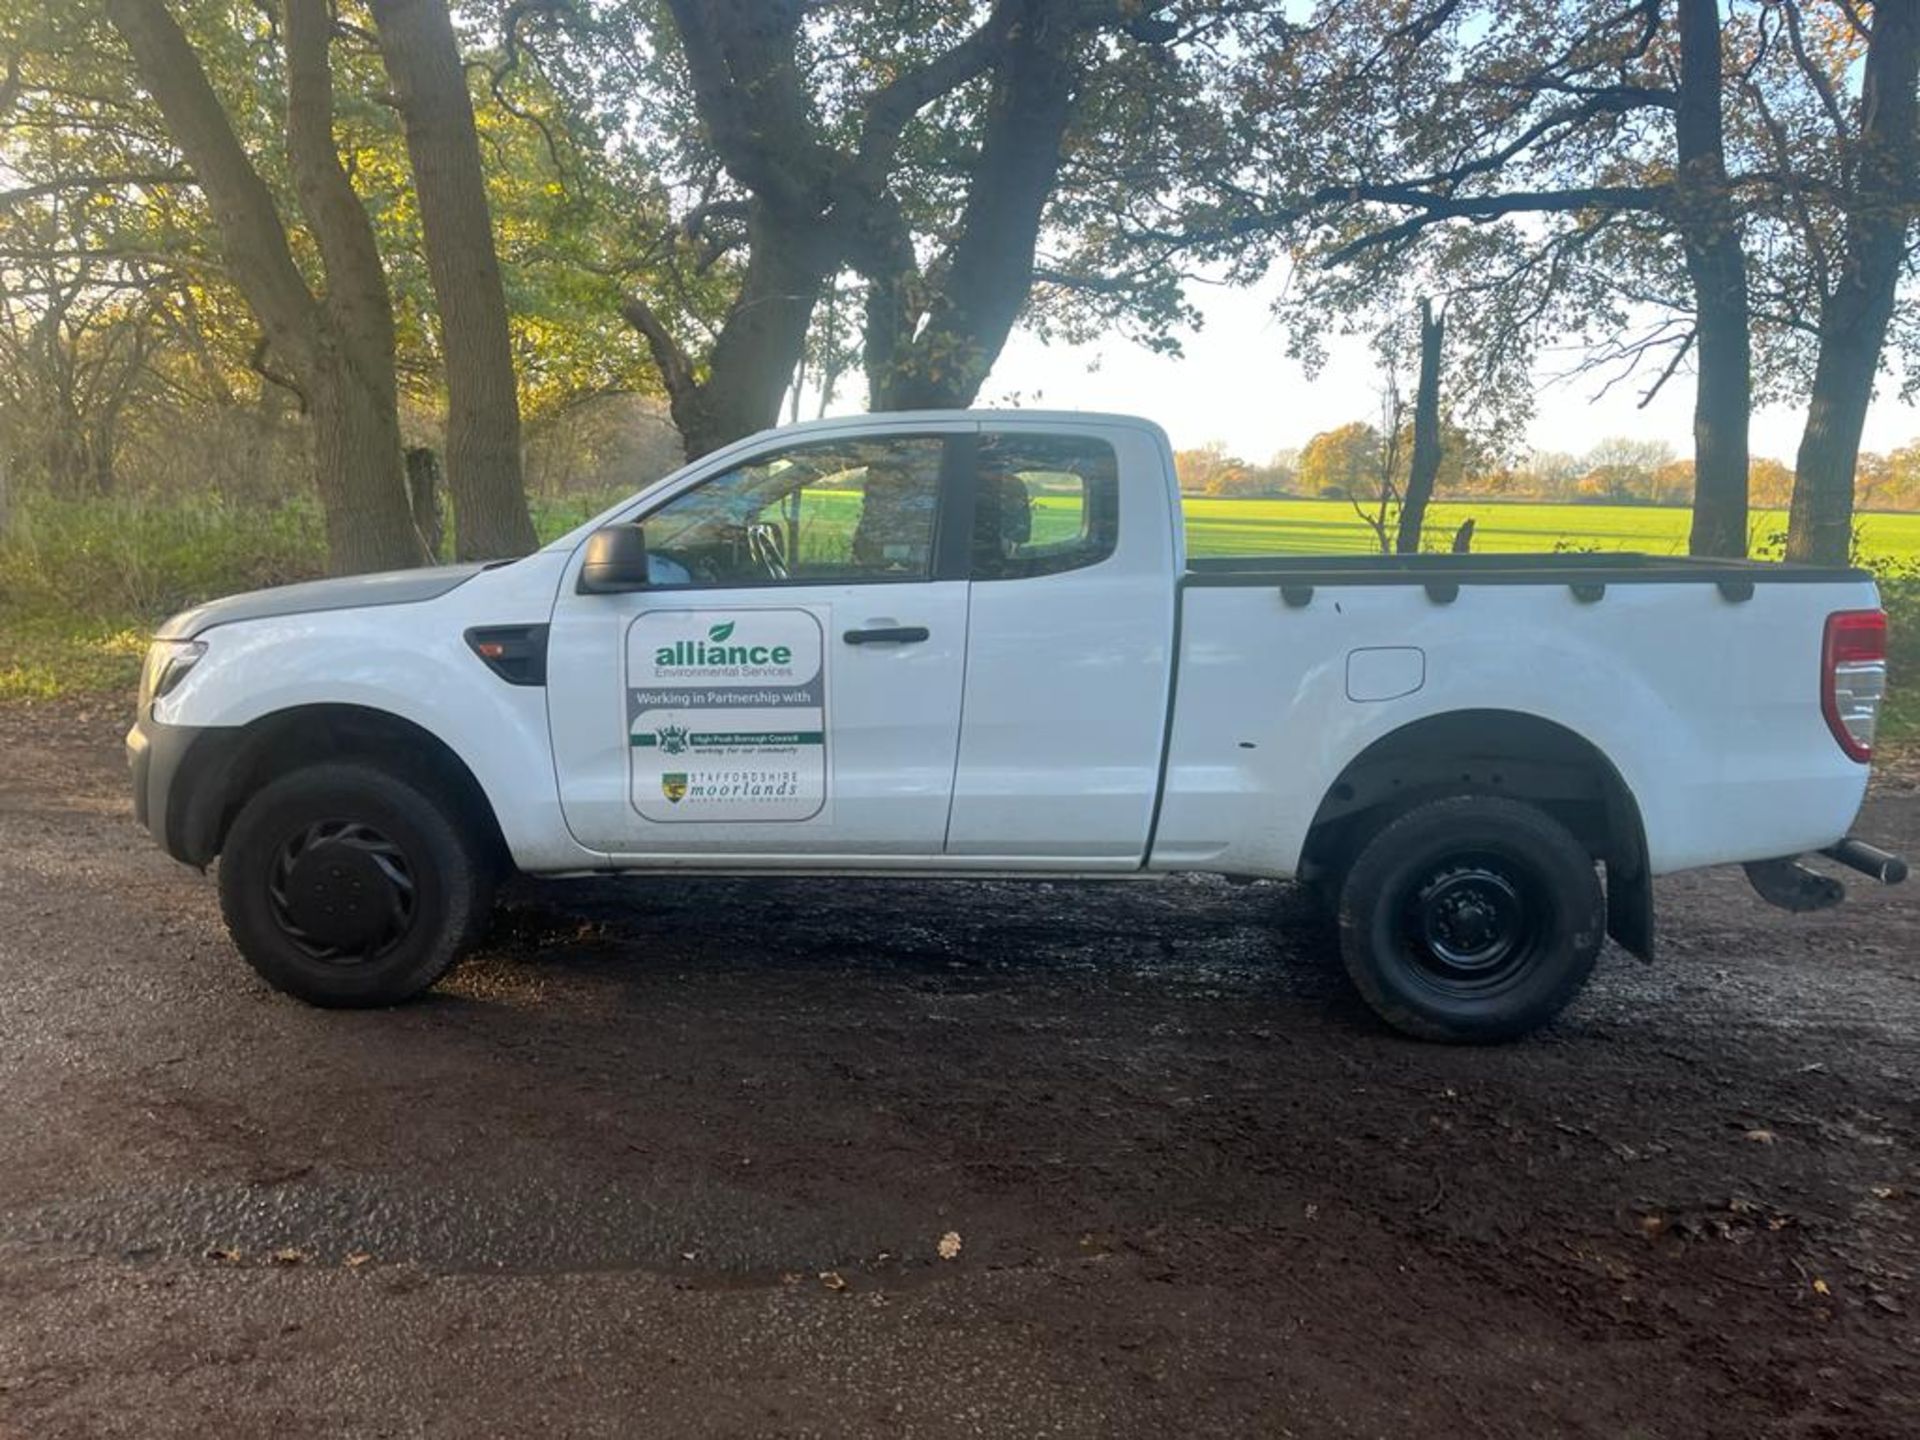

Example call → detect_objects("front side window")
971 433 1120 581
643 435 946 588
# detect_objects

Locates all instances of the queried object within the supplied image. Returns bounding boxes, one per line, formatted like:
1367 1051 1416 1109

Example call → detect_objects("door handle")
843 625 929 646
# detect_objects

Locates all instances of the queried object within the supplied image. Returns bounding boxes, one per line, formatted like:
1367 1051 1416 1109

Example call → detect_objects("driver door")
547 426 974 862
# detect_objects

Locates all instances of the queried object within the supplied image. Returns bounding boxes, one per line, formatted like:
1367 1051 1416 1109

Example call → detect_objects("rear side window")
971 433 1120 580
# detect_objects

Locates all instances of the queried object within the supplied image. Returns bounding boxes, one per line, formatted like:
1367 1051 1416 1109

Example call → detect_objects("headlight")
139 640 207 710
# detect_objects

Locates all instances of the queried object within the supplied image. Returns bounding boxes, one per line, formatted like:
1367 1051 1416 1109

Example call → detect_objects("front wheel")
1337 795 1604 1043
217 761 493 1007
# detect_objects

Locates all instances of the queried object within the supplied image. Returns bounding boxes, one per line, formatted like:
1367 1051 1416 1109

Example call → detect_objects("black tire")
1336 794 1604 1043
217 761 493 1007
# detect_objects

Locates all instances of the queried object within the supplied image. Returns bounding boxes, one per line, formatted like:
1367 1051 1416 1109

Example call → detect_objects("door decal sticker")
627 608 827 822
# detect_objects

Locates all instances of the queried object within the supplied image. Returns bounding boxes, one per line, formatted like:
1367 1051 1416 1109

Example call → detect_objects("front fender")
151 556 600 872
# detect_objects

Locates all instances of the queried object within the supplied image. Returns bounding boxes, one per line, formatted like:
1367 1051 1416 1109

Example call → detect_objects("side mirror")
577 522 651 594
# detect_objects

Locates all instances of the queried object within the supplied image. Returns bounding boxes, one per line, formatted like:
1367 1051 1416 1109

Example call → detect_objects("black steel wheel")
267 819 418 961
218 762 492 1007
1337 795 1603 1043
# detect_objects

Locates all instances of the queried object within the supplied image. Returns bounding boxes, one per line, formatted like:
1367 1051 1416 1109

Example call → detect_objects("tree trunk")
309 357 422 573
1673 0 1751 558
1786 0 1920 566
626 201 835 459
406 446 444 559
370 0 536 560
107 0 421 574
867 0 1078 411
87 423 115 497
1396 298 1444 555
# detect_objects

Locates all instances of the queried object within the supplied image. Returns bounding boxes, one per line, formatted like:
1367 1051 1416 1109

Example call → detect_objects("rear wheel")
1336 795 1603 1043
217 761 492 1007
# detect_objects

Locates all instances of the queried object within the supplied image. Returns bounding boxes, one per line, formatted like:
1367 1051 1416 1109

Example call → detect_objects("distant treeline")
1176 427 1920 513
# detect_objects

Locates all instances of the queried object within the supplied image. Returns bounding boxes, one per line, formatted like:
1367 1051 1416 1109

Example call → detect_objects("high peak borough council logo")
655 722 690 756
661 772 689 804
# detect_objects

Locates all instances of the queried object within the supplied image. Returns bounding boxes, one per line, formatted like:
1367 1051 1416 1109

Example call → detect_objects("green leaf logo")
708 621 735 643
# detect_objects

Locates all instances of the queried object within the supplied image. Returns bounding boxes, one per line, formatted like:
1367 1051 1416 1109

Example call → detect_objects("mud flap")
1606 856 1654 961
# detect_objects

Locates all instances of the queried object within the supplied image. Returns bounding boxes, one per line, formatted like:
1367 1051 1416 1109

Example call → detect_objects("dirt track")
1 698 1917 1438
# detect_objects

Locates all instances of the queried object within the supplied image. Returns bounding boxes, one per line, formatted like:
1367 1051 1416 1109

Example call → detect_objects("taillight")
1822 609 1887 763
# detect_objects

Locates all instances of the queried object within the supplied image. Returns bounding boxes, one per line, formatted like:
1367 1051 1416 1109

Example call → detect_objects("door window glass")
971 433 1120 580
643 436 946 587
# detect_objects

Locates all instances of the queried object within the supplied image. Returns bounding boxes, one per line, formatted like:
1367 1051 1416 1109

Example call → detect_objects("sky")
963 277 1920 467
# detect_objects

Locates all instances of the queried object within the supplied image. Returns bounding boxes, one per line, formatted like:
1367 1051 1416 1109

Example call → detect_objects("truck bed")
1153 550 1880 879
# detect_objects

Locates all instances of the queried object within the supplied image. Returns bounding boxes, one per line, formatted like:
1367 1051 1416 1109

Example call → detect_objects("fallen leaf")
204 1246 241 1263
819 1270 848 1292
344 1252 372 1269
1812 1277 1831 1296
937 1231 962 1261
271 1248 305 1266
1744 1129 1777 1145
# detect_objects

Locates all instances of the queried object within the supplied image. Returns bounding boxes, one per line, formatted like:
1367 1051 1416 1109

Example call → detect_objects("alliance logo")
661 772 689 803
654 620 793 669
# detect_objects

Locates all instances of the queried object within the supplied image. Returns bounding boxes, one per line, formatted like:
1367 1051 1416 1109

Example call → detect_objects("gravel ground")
1 698 1917 1439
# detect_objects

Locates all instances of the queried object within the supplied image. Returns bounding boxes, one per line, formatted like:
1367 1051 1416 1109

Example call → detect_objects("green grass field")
777 491 1920 564
1179 497 1920 560
3 491 1917 748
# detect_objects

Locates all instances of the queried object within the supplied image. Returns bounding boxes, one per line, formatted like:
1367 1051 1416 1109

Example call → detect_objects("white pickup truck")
127 410 1905 1041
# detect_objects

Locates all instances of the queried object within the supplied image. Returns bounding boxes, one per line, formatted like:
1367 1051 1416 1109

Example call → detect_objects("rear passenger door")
945 424 1179 866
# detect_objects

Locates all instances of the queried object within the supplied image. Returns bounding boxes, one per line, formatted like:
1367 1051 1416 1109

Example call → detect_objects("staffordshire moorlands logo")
661 772 689 803
654 618 793 669
655 721 690 755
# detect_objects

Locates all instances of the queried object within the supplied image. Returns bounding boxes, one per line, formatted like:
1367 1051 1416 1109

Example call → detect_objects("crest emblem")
655 722 690 755
661 772 689 803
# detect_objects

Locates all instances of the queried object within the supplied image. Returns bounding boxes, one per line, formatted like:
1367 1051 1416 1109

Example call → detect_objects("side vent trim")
465 625 551 686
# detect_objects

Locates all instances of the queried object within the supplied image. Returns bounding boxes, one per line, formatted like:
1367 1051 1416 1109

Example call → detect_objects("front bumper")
126 711 223 865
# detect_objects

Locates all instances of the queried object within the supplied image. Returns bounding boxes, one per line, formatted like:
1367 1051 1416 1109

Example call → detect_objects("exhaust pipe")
1820 838 1909 885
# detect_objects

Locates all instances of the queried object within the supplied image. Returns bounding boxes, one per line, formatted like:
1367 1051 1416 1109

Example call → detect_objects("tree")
1749 454 1795 507
1397 298 1444 554
1174 441 1250 495
548 0 1212 457
1524 451 1587 500
1652 458 1696 504
1176 0 1757 555
1579 437 1676 501
369 0 537 560
1855 449 1895 511
1772 0 1920 563
105 0 424 573
0 251 161 497
1299 421 1383 500
0 0 672 552
1659 0 1751 554
861 0 1081 410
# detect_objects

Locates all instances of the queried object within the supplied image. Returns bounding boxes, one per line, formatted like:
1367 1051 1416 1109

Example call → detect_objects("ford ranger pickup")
127 411 1907 1041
